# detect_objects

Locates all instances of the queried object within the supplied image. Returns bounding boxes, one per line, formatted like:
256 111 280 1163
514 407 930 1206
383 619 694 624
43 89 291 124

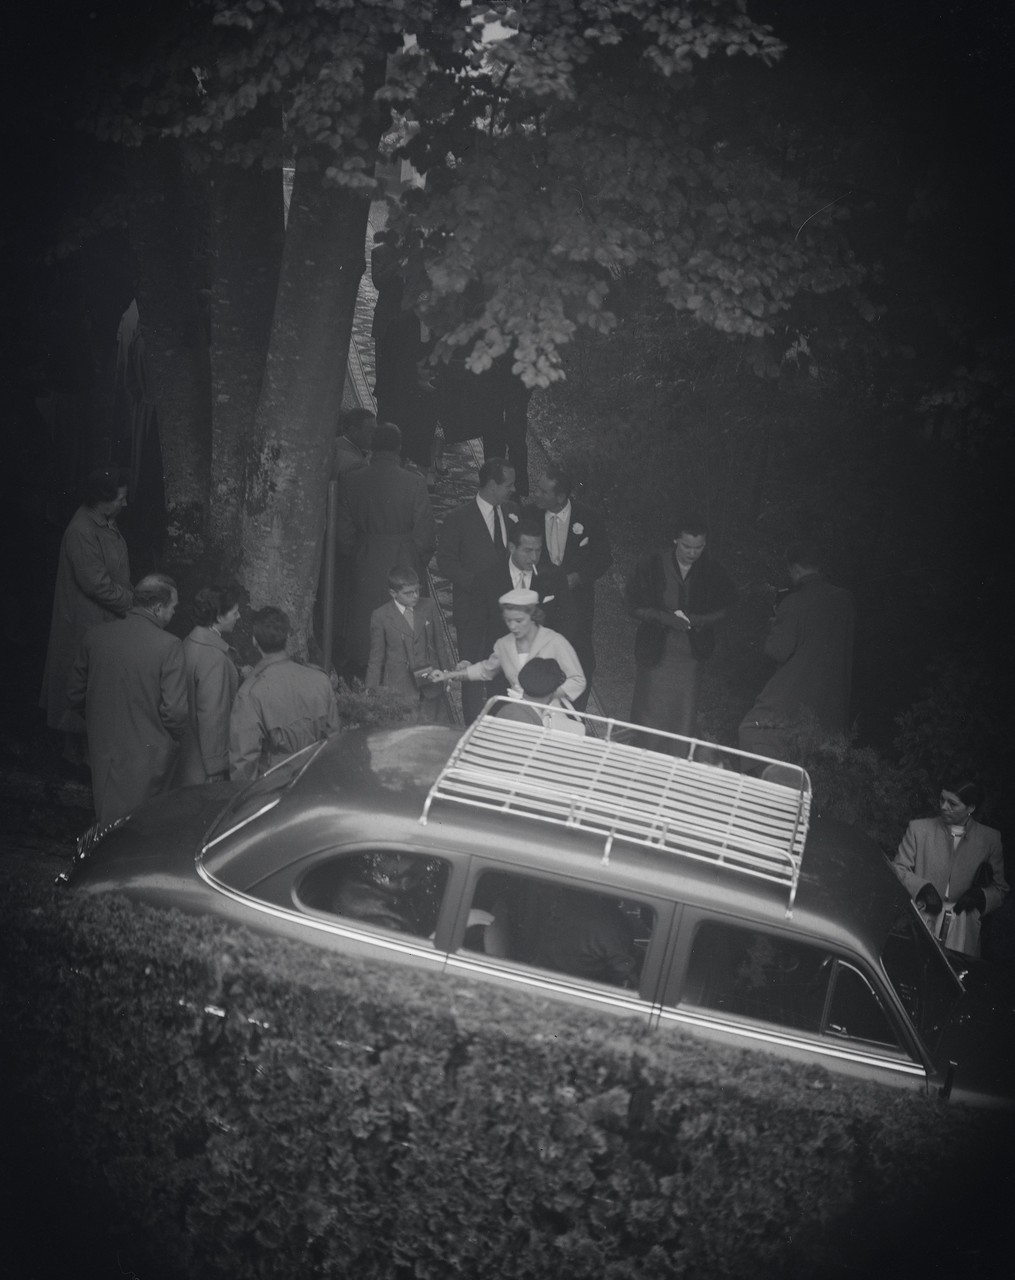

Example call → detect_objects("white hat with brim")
498 588 540 608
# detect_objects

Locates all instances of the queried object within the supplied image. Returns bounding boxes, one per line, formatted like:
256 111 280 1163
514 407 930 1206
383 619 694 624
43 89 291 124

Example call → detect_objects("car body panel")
62 722 1014 1107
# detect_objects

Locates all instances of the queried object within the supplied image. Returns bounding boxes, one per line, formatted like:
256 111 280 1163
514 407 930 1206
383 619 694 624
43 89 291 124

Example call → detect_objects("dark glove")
953 887 986 915
915 883 943 914
971 860 995 890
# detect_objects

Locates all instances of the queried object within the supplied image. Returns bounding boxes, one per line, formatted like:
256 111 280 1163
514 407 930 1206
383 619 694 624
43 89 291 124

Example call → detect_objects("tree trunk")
240 157 370 656
207 124 285 559
127 140 211 560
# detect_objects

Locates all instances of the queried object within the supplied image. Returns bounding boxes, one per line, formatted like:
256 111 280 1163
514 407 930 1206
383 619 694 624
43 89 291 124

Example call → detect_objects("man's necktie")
404 606 415 631
492 506 505 552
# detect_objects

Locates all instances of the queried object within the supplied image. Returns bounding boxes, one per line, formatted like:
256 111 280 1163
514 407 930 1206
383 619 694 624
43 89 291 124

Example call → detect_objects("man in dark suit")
435 457 518 723
484 514 570 640
531 465 613 711
66 573 188 824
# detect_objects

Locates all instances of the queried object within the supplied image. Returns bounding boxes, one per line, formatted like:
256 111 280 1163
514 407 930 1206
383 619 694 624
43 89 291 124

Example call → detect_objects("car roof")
202 718 905 964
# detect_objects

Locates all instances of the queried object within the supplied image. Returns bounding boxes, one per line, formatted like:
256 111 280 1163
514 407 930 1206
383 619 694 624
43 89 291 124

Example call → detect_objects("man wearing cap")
436 458 519 723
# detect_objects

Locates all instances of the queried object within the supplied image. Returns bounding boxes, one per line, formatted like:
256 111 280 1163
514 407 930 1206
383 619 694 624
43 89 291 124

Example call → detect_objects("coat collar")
187 625 231 652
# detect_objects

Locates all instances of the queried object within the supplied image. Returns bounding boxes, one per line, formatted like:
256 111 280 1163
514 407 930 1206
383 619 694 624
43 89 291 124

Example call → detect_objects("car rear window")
298 851 450 940
458 869 655 991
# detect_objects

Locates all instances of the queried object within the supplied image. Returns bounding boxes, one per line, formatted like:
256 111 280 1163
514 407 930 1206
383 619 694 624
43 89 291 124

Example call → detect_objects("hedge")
1 857 1011 1280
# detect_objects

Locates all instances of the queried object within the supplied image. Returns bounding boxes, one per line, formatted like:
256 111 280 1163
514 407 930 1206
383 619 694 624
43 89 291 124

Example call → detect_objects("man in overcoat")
337 422 437 674
531 465 612 711
738 542 854 762
67 573 187 824
436 458 518 724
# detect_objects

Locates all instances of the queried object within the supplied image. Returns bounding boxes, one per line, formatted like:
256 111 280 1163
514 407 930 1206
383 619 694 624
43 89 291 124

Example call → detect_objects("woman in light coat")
440 588 586 707
892 779 1007 958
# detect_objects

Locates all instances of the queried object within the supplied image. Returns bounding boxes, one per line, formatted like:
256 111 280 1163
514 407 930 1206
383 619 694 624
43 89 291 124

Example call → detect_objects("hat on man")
498 588 540 609
518 658 566 698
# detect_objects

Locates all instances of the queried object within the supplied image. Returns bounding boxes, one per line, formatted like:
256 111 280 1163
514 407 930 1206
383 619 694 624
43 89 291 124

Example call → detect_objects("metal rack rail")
421 702 812 914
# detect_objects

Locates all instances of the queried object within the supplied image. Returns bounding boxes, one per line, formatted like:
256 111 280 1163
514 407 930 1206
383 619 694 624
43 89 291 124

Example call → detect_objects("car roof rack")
421 699 812 915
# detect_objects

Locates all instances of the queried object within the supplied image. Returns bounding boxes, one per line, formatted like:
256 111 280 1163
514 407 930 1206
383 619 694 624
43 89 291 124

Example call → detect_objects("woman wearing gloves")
892 780 1007 958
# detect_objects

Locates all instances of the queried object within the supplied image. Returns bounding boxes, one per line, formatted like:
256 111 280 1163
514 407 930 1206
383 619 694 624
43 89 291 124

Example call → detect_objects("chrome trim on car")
658 1006 927 1076
202 799 281 851
196 863 444 962
444 953 652 1015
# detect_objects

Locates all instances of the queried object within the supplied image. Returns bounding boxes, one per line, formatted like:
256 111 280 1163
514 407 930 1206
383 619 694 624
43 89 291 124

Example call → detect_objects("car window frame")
444 856 680 1013
658 907 929 1082
245 840 469 955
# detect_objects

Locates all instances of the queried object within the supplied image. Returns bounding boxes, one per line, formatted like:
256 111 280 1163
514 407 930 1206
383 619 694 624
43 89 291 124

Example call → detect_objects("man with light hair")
67 573 188 824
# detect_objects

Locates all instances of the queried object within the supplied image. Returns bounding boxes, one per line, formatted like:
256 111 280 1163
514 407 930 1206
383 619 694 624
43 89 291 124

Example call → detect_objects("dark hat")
518 658 566 698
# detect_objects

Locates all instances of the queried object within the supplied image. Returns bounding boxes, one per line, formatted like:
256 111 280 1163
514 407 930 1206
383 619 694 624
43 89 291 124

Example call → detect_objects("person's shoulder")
370 600 397 621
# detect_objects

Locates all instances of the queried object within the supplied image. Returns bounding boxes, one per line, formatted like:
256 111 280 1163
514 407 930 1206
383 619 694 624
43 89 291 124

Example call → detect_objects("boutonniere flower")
543 594 555 604
507 511 519 523
579 537 590 547
572 522 584 535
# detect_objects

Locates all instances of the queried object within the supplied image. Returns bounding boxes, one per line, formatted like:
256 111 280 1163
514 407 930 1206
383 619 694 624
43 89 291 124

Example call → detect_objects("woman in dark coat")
624 515 736 752
40 468 132 758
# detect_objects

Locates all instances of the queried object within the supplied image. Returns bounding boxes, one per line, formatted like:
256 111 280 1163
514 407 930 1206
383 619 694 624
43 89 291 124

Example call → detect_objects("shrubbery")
2 859 1011 1280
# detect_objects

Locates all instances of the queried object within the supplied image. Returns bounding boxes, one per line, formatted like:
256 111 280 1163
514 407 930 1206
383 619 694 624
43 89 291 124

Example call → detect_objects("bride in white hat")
437 587 586 705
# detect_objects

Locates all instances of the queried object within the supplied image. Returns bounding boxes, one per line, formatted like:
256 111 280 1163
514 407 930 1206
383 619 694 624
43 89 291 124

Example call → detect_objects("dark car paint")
64 725 1015 1107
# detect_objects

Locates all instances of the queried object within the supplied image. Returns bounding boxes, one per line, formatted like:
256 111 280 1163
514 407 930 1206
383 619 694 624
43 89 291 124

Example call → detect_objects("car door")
442 859 676 1022
656 912 930 1094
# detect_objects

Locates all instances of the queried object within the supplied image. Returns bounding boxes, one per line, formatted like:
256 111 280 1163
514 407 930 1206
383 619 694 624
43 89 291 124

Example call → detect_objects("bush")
2 859 1012 1280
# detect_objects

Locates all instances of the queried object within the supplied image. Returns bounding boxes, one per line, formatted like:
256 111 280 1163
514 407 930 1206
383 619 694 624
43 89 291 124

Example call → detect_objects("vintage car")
62 703 1015 1108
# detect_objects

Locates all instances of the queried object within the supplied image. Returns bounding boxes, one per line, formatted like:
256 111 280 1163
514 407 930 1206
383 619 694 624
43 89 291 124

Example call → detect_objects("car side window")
299 852 450 939
460 870 655 991
826 963 899 1047
682 920 899 1047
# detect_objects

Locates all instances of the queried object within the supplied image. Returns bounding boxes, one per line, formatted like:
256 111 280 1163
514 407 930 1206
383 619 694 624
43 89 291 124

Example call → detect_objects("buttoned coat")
536 499 612 681
229 652 341 782
465 625 586 705
67 608 187 824
893 817 1007 914
179 626 239 784
366 597 452 697
435 497 520 662
40 506 132 730
893 817 1007 957
337 451 437 666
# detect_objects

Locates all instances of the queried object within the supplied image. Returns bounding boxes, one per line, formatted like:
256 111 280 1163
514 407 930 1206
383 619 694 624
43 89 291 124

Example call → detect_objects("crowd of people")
41 402 1008 960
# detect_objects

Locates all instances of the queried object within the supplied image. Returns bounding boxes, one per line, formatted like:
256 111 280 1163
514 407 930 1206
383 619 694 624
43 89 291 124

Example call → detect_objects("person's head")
499 588 543 638
192 584 242 633
672 514 709 567
532 466 571 513
339 407 376 449
371 422 402 455
938 779 983 824
81 467 129 516
388 565 421 609
508 517 544 571
251 606 290 655
785 541 822 584
517 657 566 703
478 458 516 505
134 573 178 627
